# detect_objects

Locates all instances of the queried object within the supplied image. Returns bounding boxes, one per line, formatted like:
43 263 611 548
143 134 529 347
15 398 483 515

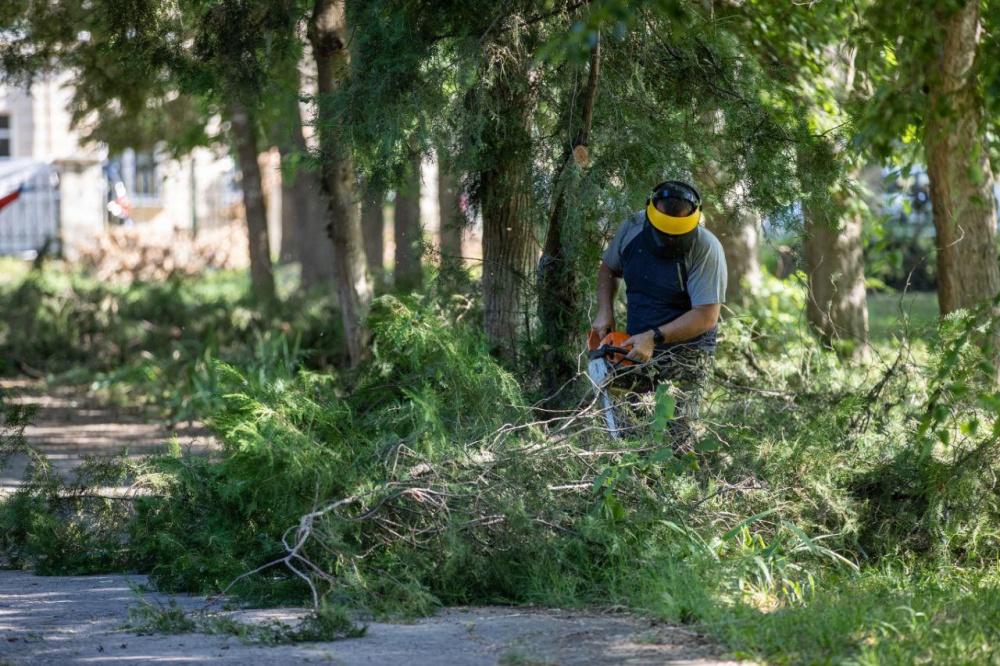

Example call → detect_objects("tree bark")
290 108 338 290
924 0 1000 318
229 102 276 303
361 181 385 290
479 30 538 361
273 69 337 288
803 199 869 352
538 36 600 395
393 150 423 292
309 0 373 366
437 150 463 267
278 160 298 263
703 197 761 304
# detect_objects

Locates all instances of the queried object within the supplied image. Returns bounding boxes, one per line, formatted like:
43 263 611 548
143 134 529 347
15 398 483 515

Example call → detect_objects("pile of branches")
77 223 248 283
225 388 719 608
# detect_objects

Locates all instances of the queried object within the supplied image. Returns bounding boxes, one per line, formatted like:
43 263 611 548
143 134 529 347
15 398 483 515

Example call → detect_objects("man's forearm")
596 262 618 314
655 307 717 344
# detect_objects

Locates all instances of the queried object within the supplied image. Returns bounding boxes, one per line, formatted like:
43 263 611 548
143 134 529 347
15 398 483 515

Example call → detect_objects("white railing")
0 159 60 257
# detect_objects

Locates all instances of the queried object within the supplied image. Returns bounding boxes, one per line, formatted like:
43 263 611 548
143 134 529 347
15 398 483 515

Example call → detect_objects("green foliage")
111 293 525 602
1 1 1000 663
0 266 345 419
5 268 1000 661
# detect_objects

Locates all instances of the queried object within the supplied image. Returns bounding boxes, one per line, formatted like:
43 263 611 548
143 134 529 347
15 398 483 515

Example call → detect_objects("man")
591 180 727 446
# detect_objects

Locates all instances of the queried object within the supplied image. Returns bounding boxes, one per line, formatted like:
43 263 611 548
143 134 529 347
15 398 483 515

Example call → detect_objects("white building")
0 70 479 271
0 73 248 260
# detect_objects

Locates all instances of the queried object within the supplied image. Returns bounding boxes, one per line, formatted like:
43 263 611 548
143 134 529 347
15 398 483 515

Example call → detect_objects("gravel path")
0 379 215 493
0 571 740 665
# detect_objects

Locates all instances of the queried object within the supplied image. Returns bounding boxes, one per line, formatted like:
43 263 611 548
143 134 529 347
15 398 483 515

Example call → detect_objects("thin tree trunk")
924 0 1000 318
229 102 275 303
278 161 298 263
803 198 869 351
479 29 538 361
393 150 422 292
361 181 385 290
437 151 463 267
538 36 600 395
269 75 298 264
309 0 372 366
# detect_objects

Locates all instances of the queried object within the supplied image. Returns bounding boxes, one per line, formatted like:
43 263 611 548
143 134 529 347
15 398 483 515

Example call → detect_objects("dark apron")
621 222 716 351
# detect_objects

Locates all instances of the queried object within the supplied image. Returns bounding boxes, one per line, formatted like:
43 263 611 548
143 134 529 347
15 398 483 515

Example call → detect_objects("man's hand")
624 330 655 363
591 310 615 338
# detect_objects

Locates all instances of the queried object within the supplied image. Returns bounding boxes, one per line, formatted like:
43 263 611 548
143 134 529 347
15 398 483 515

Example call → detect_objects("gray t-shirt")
602 212 727 307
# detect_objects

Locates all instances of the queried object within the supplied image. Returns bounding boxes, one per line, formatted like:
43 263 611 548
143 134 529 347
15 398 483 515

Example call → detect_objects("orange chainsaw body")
587 330 634 366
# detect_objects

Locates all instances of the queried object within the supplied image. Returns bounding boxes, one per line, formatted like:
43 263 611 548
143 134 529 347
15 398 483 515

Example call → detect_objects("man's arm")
591 261 619 336
624 304 720 362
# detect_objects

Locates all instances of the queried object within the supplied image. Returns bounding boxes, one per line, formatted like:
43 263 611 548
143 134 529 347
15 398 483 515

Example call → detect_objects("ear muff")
646 180 702 235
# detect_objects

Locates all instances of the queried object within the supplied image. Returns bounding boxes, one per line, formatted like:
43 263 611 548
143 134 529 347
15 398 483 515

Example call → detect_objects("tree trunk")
309 0 372 366
393 150 423 292
538 36 600 396
924 0 1000 318
229 102 275 303
803 200 869 352
694 118 761 304
479 30 538 361
437 151 463 266
361 181 385 290
703 201 761 304
291 116 338 290
272 67 337 289
278 161 298 263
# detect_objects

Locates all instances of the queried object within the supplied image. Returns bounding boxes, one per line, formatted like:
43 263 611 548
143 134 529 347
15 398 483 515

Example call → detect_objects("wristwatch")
651 328 665 345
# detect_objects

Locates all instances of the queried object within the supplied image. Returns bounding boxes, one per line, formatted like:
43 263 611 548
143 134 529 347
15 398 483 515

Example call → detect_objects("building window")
133 150 160 199
0 115 10 158
107 148 161 207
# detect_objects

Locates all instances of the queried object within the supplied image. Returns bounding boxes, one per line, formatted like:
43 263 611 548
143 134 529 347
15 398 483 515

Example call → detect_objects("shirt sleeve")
601 220 630 275
687 230 728 306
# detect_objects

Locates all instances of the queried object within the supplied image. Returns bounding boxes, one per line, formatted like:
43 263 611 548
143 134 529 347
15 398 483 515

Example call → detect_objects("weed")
126 600 197 634
125 599 364 645
497 650 558 666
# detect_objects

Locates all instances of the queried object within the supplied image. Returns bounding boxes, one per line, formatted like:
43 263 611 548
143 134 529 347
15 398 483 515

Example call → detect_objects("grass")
712 564 1000 665
497 651 558 666
126 598 365 644
867 290 939 343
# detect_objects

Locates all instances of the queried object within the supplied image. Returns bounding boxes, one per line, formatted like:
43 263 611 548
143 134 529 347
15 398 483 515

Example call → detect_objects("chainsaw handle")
587 344 633 362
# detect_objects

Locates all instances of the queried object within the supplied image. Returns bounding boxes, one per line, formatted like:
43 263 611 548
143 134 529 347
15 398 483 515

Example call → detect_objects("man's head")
646 180 702 257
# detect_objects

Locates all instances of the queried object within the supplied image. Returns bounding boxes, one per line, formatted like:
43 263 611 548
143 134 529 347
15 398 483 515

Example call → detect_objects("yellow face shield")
646 201 701 235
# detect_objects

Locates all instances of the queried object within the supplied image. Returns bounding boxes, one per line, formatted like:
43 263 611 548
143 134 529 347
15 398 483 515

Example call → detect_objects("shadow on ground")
1 379 215 493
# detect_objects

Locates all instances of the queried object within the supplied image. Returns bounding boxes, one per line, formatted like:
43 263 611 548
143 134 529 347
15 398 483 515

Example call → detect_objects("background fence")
0 159 60 257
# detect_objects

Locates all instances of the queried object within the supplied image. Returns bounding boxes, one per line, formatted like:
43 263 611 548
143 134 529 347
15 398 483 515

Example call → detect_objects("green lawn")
867 290 939 343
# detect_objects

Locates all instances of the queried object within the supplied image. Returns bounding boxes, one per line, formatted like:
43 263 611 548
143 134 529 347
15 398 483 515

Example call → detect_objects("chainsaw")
586 330 635 439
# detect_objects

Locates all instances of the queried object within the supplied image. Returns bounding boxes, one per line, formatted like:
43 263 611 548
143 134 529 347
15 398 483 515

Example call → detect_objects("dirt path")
0 381 742 665
0 379 216 492
0 571 739 665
